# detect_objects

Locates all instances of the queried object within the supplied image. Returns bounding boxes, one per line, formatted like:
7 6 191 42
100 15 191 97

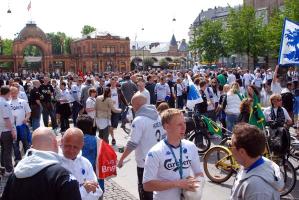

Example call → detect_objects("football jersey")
154 83 170 102
10 98 31 126
143 139 202 200
129 115 165 168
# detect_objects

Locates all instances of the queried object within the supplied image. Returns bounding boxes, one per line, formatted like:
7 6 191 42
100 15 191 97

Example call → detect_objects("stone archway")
13 23 52 73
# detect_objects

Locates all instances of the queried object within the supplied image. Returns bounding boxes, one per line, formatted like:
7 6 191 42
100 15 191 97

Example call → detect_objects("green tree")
159 58 169 69
81 25 96 36
226 6 266 68
264 0 299 59
23 45 42 56
47 32 72 55
142 57 154 69
2 39 13 55
190 20 226 64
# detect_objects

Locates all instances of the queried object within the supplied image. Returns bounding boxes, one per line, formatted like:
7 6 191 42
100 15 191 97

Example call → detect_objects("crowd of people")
0 64 298 200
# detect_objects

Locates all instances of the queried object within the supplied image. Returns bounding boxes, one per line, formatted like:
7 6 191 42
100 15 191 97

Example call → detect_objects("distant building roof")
16 22 48 41
170 34 177 46
150 43 169 53
179 39 188 51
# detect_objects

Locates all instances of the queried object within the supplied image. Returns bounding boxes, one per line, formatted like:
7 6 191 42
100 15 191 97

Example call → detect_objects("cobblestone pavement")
104 179 138 200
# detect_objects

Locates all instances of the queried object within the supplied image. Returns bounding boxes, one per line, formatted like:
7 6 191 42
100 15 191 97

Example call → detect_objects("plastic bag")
182 176 205 200
97 140 117 179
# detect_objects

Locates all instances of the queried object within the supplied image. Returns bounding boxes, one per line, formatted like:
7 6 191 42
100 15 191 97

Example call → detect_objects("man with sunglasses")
263 94 293 127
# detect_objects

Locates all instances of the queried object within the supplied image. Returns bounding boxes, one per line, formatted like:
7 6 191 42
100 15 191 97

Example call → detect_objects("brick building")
71 34 130 73
0 22 131 74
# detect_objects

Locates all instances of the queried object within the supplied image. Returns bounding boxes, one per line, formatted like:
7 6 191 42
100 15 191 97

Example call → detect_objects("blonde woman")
225 82 243 133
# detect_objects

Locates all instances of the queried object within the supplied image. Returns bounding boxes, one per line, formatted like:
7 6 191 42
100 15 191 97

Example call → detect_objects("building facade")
0 22 130 74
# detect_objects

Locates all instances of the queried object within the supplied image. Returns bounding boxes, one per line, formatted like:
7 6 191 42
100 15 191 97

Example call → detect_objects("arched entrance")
13 23 53 74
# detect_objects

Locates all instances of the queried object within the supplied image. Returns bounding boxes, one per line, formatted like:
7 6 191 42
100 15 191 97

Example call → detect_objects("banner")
186 74 203 110
278 18 299 66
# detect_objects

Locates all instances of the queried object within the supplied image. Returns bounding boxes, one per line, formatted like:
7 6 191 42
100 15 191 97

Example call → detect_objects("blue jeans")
72 101 82 127
32 117 41 131
226 113 239 134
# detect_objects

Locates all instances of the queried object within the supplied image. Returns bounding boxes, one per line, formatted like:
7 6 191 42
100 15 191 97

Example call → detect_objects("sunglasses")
275 99 282 102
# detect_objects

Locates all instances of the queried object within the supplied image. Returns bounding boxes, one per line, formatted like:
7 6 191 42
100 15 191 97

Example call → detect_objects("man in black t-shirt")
29 80 42 131
39 77 58 130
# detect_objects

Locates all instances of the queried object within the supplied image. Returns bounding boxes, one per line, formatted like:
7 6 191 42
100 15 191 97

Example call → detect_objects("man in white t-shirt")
118 94 164 200
227 71 236 85
10 86 31 163
143 109 204 200
136 78 151 105
0 86 16 175
243 70 252 88
154 77 170 106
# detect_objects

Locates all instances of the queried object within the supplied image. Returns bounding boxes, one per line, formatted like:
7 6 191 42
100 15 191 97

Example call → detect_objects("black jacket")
1 164 82 200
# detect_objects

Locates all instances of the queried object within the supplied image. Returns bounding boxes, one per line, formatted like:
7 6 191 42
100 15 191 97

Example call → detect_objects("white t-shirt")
155 83 170 102
129 115 165 168
143 139 202 200
86 97 96 119
243 73 252 86
271 82 282 94
176 84 183 97
0 97 14 132
263 106 291 123
227 73 236 85
10 98 31 126
60 89 71 104
60 154 103 200
18 91 28 102
136 89 151 105
110 88 119 109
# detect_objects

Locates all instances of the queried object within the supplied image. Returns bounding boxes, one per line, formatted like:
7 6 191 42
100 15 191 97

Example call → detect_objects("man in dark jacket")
1 127 82 200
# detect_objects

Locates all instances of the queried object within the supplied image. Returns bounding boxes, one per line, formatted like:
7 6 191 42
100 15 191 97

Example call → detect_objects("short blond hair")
270 94 281 104
161 108 182 126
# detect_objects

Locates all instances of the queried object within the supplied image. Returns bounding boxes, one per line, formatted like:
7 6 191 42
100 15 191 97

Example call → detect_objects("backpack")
268 127 290 156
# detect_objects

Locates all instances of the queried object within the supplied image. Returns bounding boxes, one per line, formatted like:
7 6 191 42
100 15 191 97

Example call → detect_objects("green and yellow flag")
249 93 265 129
202 115 222 136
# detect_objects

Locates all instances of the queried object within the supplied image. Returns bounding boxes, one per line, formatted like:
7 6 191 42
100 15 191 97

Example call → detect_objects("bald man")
1 127 82 200
60 128 103 200
118 93 165 200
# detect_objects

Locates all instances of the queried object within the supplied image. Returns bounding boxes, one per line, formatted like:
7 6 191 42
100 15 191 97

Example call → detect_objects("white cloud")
0 0 242 42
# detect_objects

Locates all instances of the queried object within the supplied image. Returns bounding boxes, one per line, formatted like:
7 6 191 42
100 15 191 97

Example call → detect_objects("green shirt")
217 74 227 86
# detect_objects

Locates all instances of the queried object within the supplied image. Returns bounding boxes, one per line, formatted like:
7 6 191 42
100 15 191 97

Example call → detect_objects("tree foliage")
159 58 169 68
265 0 299 58
46 32 72 55
190 20 226 64
2 39 13 55
23 45 42 56
143 57 154 68
81 25 96 36
226 6 266 66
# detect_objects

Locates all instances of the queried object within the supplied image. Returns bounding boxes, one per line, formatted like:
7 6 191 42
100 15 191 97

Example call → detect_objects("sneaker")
111 139 116 145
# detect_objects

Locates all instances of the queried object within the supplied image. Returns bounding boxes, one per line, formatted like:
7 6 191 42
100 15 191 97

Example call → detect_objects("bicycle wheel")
188 130 211 154
203 146 234 183
121 122 131 135
279 159 297 196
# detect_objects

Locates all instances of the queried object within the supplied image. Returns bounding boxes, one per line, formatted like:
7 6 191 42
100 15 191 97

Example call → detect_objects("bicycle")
203 126 297 196
289 135 299 171
184 110 211 154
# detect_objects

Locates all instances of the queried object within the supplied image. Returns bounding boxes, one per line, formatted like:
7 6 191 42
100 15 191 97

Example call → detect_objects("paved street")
111 127 299 200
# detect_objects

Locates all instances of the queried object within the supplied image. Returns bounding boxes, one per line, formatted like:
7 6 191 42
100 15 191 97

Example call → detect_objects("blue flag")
186 75 203 110
279 18 299 66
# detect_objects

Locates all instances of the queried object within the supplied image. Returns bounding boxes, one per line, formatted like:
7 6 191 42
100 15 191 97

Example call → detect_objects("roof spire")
170 34 177 46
